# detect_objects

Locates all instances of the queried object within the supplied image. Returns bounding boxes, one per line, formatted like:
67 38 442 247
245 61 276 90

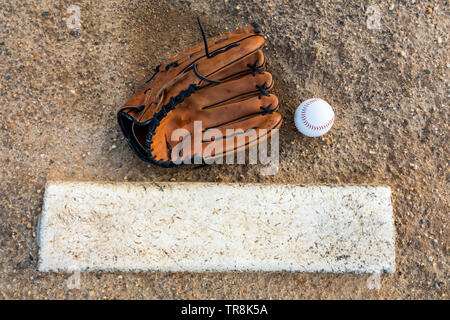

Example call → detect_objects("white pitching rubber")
38 182 395 273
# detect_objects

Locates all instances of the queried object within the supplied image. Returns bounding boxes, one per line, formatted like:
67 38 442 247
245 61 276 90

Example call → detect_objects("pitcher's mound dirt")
0 0 447 299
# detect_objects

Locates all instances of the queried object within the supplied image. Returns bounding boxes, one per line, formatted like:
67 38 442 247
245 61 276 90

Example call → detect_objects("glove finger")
183 72 273 110
203 112 282 161
170 112 281 163
201 95 279 130
198 49 265 84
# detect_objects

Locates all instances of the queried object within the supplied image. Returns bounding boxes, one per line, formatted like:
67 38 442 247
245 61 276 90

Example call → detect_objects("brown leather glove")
118 19 282 167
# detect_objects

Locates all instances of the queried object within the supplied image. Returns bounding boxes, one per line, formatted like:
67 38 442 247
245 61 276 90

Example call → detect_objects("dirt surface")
0 0 448 299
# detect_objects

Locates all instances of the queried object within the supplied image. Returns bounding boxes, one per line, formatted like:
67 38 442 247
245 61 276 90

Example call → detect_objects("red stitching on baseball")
301 103 334 132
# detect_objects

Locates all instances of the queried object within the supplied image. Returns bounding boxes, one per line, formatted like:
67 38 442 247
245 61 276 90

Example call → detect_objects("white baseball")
294 98 335 137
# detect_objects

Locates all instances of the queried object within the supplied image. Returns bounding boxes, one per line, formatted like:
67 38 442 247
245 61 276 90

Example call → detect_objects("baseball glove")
118 19 282 167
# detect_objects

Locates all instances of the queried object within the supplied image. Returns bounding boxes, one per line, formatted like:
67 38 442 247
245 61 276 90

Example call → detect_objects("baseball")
294 98 335 137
